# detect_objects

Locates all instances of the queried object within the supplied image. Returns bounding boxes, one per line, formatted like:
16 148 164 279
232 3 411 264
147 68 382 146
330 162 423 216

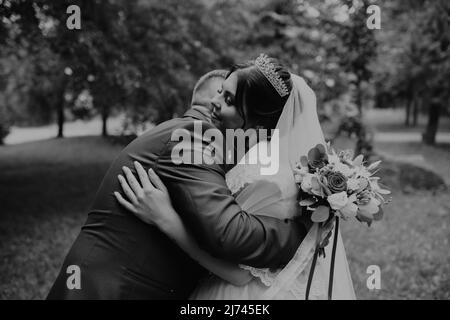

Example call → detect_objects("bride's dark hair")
226 56 292 131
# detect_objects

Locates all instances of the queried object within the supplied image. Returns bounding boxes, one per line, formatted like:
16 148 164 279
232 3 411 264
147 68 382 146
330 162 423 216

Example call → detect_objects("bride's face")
210 72 244 130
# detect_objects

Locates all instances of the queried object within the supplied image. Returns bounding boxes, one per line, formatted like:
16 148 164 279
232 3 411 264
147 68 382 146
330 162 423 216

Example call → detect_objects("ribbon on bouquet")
305 216 339 300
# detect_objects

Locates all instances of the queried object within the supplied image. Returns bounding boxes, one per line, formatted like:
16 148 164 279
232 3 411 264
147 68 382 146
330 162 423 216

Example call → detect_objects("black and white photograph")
0 0 449 303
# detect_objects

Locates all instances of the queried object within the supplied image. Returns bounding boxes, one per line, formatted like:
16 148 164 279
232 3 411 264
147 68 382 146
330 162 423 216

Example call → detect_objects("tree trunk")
101 106 108 137
412 95 420 127
56 95 65 138
56 75 67 138
355 82 363 117
405 97 411 126
422 101 440 145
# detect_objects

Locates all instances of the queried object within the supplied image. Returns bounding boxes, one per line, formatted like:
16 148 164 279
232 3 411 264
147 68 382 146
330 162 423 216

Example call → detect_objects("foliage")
0 0 447 142
372 0 450 144
1 0 231 135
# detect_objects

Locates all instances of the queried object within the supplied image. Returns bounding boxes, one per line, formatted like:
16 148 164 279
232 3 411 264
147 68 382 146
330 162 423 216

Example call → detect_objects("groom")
47 70 308 299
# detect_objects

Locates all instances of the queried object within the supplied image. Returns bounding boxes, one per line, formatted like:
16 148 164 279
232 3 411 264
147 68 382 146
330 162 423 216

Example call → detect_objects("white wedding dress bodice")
189 141 329 300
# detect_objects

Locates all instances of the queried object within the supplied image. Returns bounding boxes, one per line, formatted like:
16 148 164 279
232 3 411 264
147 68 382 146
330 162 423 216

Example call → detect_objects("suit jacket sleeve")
154 121 307 269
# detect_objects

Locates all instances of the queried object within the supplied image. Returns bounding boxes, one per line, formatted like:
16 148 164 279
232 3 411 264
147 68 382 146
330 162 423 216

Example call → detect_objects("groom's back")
47 116 206 299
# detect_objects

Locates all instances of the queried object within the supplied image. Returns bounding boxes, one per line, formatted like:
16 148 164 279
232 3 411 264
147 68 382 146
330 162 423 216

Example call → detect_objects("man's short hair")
192 69 228 96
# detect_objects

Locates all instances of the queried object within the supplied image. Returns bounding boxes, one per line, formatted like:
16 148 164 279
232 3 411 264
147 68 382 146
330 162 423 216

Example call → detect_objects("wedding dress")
190 75 356 300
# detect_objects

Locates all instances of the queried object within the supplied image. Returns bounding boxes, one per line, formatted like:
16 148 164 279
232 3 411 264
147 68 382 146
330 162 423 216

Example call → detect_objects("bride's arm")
155 206 253 286
114 162 253 287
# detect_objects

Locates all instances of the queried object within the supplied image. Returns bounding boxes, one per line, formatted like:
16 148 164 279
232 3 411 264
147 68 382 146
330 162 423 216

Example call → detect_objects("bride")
114 54 356 299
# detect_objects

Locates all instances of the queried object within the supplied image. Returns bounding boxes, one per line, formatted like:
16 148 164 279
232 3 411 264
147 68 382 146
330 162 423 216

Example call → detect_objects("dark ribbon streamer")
305 217 339 300
328 217 339 300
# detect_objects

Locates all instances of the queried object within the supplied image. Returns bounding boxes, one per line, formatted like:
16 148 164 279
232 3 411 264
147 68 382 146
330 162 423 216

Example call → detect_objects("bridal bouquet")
294 143 390 227
293 143 391 299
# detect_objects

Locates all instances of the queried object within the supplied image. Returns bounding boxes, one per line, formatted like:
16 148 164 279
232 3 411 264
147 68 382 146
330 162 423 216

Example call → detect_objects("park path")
4 116 125 145
374 132 450 143
4 117 450 146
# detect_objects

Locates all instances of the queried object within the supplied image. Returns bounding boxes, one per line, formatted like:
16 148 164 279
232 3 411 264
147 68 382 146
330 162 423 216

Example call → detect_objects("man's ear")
191 93 213 110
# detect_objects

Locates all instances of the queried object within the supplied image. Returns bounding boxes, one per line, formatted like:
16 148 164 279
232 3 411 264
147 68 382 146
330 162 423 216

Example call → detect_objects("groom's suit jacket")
47 108 308 299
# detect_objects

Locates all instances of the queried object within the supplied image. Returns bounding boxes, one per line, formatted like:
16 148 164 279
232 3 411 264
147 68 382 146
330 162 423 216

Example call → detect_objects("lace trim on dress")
238 265 281 287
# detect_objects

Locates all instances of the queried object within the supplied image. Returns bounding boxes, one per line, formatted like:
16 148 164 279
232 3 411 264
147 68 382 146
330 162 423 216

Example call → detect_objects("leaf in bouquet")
308 147 320 162
373 207 384 221
369 168 381 177
378 188 391 195
359 198 380 215
373 192 386 204
375 181 391 194
300 155 309 167
367 160 381 171
316 144 326 154
311 205 330 222
299 198 318 206
357 209 373 225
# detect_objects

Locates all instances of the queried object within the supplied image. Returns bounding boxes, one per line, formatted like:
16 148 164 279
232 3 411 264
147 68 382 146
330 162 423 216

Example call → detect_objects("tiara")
255 54 290 97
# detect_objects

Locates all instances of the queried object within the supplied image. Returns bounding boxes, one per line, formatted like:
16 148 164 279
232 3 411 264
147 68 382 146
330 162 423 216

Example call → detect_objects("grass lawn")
0 135 449 299
0 137 123 299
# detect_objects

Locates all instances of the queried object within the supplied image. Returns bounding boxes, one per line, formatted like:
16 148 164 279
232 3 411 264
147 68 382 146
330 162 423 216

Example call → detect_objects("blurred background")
0 0 449 299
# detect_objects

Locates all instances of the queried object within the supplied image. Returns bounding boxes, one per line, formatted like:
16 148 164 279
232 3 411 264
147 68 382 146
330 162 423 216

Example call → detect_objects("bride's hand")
114 161 175 227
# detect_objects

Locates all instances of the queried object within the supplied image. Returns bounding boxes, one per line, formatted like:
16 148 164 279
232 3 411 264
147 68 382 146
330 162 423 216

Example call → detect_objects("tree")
337 0 377 117
420 1 450 145
373 0 449 144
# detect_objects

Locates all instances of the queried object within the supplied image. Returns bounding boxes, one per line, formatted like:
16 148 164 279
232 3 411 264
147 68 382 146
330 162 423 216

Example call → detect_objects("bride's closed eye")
224 95 234 106
217 88 234 106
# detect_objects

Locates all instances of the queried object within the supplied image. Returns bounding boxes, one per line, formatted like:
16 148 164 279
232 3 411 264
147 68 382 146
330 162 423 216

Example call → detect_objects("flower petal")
353 154 364 167
300 155 309 167
340 201 358 219
367 160 381 171
373 207 384 221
